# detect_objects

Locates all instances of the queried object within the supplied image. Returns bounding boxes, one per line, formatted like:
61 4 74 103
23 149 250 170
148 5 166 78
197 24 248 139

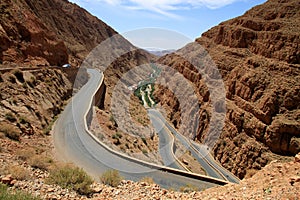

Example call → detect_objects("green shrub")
42 116 58 135
26 76 36 88
112 132 122 139
109 115 117 127
0 183 41 200
264 187 272 194
141 137 147 145
46 164 93 195
22 82 28 89
116 132 122 138
43 125 52 135
142 149 148 155
100 169 122 187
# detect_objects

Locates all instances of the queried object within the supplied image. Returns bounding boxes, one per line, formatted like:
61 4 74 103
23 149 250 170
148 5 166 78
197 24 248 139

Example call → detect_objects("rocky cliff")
22 0 118 64
0 0 155 155
0 0 68 66
0 68 72 140
0 0 122 141
155 0 300 178
0 0 118 66
0 0 156 145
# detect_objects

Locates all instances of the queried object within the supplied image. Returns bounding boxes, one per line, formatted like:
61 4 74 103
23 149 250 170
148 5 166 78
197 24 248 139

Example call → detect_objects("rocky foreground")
1 137 299 200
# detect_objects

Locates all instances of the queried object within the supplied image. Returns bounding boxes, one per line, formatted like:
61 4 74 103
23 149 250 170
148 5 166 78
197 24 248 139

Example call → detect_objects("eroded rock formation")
155 0 300 178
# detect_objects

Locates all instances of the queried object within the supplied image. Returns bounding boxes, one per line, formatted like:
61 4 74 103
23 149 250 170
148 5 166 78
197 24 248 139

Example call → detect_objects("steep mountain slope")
155 0 300 178
0 0 157 172
22 0 118 63
0 1 159 181
0 0 117 138
0 0 68 66
0 0 118 66
0 68 72 138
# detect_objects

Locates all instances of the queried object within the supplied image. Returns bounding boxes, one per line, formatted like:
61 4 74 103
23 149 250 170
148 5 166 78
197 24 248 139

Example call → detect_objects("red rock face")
201 0 300 64
155 0 300 178
0 68 72 137
23 0 118 63
0 0 68 66
0 0 119 66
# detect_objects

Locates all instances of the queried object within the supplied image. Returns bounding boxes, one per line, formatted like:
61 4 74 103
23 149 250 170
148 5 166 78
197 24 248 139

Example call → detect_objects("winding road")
148 112 188 171
53 68 227 190
148 109 240 183
137 72 239 184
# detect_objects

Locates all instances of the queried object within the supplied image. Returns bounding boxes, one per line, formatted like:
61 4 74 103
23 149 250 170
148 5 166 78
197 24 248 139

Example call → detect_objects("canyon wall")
0 68 72 139
0 0 154 143
0 0 118 66
155 0 300 178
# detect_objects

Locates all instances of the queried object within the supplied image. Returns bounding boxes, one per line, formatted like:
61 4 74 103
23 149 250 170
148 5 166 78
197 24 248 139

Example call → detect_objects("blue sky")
69 0 266 49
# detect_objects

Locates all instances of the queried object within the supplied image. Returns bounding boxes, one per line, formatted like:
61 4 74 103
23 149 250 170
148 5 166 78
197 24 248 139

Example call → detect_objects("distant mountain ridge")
146 49 176 57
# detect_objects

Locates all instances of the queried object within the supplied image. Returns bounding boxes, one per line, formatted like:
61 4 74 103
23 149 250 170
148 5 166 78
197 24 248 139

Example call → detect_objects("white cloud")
102 0 121 6
74 0 243 18
104 0 241 10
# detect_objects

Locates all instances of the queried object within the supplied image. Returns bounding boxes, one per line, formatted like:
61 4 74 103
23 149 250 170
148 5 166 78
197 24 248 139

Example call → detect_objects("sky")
69 0 267 49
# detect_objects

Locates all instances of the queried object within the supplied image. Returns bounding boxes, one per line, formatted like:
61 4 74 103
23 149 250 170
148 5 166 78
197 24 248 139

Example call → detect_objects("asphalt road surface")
53 68 221 190
148 112 187 171
148 109 240 183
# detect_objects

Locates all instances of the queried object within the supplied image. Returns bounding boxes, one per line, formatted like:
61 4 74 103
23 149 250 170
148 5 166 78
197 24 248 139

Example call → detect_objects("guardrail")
84 69 229 186
148 113 191 172
151 109 240 183
190 140 240 183
164 121 227 180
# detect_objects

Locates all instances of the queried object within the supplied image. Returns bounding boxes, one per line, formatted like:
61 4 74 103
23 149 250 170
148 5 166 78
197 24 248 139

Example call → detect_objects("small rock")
10 179 17 185
161 189 167 195
1 175 13 185
140 182 147 187
47 187 55 192
290 176 300 185
49 195 58 200
182 159 189 165
93 187 103 193
295 153 300 163
270 160 278 164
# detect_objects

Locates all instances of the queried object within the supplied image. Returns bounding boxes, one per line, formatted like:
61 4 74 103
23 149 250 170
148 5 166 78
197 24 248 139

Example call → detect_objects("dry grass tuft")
0 123 21 141
100 169 122 187
8 165 31 181
140 177 155 185
16 147 36 161
28 155 54 171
